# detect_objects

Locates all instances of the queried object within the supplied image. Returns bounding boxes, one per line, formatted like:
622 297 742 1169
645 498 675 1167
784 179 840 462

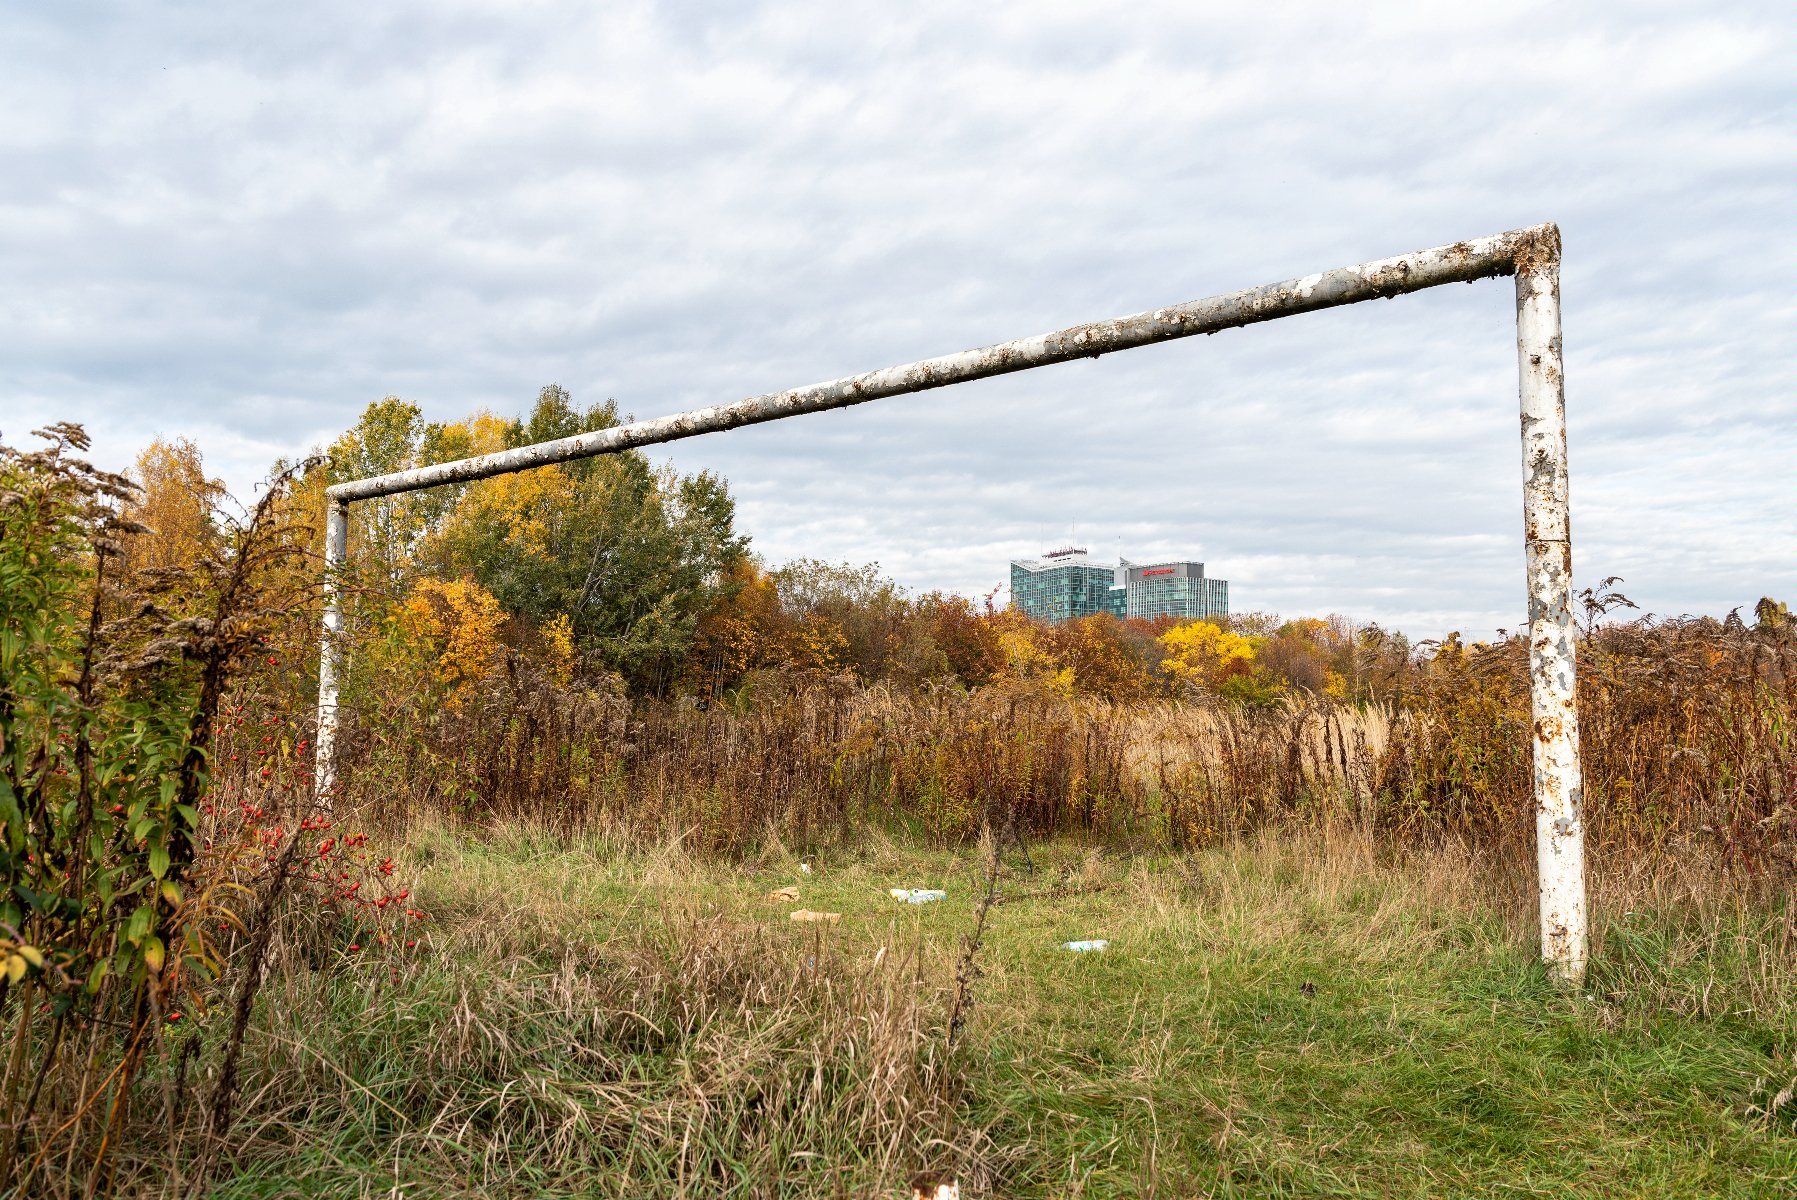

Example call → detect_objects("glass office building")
1009 549 1117 624
1122 560 1229 621
1011 550 1229 624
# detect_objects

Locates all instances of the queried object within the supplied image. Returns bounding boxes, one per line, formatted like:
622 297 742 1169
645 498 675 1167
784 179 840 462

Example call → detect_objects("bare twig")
947 813 1013 1053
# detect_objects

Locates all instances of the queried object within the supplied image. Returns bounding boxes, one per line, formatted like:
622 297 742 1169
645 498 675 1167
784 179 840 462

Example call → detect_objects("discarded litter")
1061 939 1109 953
910 1170 960 1200
889 888 946 904
789 910 841 924
766 885 801 904
799 862 813 875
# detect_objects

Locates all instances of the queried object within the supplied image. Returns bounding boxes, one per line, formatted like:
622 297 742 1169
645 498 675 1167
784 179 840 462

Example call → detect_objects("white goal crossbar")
315 224 1588 984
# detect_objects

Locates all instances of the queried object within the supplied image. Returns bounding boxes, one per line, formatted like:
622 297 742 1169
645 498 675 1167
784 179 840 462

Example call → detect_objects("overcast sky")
3 1 1789 637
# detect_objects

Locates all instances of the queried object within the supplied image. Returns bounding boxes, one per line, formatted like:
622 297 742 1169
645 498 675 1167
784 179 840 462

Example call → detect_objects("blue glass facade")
1009 551 1116 623
1123 563 1228 621
1011 550 1228 624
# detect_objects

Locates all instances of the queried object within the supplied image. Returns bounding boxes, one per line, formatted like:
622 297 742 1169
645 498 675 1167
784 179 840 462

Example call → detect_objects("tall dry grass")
328 613 1797 892
87 838 990 1196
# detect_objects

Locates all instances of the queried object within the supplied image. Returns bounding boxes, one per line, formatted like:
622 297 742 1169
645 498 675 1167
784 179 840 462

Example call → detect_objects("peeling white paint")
314 222 1589 984
315 500 348 803
1514 228 1587 987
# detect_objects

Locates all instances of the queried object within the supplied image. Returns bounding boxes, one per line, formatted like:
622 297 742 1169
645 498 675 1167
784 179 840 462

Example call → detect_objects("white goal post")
314 224 1588 985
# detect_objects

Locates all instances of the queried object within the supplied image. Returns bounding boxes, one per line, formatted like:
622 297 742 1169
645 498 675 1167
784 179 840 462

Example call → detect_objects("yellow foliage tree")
124 437 225 572
991 610 1076 698
394 577 507 704
1159 620 1260 690
792 613 850 675
426 409 512 461
541 611 577 685
446 466 580 561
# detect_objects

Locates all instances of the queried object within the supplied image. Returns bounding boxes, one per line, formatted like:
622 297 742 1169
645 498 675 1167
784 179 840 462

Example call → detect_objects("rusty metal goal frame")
314 224 1588 984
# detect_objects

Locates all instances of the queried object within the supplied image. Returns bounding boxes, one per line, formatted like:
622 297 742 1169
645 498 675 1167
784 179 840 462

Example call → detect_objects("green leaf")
149 846 169 879
126 904 152 945
142 936 165 973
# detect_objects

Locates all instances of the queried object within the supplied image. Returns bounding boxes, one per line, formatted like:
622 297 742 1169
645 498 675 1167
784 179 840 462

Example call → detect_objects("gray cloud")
2 0 1789 638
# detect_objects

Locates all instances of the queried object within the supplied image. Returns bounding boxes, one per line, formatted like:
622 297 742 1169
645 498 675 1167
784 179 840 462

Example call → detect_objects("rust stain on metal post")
313 223 1588 983
1514 225 1587 986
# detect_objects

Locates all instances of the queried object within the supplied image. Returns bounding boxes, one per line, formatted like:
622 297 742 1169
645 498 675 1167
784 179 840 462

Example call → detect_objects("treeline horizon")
110 383 1781 715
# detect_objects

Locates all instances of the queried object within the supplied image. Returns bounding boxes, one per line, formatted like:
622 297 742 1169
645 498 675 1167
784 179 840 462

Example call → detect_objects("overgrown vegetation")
341 604 1797 873
0 412 1791 1197
0 424 315 1195
77 825 1797 1196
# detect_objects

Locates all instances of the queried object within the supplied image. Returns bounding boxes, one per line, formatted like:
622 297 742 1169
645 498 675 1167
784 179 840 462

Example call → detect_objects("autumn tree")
429 386 747 693
915 592 1005 688
123 437 225 573
1257 617 1349 697
391 577 508 706
989 607 1074 696
305 386 747 694
770 559 962 684
681 558 791 699
322 397 512 589
1159 618 1271 702
1040 614 1157 701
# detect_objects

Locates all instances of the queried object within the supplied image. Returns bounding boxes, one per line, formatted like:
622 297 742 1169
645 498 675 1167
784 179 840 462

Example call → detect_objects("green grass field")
189 824 1795 1198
